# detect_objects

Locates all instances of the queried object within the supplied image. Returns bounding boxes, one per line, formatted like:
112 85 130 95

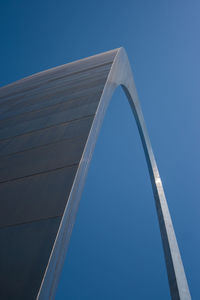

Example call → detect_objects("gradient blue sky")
1 1 200 299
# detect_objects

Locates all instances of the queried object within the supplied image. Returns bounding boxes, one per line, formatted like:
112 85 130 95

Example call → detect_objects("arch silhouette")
0 48 190 300
37 48 191 300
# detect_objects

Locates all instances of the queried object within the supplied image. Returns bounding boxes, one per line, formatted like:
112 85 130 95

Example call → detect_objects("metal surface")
0 217 61 299
0 48 191 299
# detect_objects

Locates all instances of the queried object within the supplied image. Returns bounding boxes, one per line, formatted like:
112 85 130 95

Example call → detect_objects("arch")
0 48 191 300
37 48 191 300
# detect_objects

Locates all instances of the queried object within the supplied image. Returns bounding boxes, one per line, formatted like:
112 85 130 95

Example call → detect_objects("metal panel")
0 116 93 156
0 88 103 120
0 166 77 227
0 217 61 300
0 136 87 183
0 93 98 128
0 102 98 140
0 73 108 119
0 50 115 300
0 52 115 101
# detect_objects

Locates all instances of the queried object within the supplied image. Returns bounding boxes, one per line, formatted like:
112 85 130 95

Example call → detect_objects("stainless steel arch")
37 48 191 300
0 48 191 300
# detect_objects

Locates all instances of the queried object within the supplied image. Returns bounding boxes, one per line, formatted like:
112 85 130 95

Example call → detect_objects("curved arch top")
0 48 191 300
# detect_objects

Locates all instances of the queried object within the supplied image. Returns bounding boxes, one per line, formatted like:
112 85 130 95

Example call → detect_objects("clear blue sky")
1 1 199 299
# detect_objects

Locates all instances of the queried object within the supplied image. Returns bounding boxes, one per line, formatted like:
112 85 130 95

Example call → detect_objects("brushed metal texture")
0 94 97 128
0 88 103 120
0 49 116 300
0 166 77 228
0 48 191 300
0 136 87 183
0 102 98 140
0 116 93 157
0 217 61 300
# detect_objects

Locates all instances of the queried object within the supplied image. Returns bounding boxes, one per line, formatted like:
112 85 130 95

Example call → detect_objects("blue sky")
1 0 199 299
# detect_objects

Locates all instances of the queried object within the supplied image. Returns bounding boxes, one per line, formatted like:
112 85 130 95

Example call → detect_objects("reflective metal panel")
0 116 94 156
0 217 61 300
0 166 77 227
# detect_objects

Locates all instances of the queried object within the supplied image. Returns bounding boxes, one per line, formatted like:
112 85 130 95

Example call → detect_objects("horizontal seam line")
0 97 98 131
0 215 62 230
0 133 88 159
0 91 101 124
0 163 79 184
0 83 104 117
47 61 112 83
0 113 95 142
0 78 105 123
0 61 112 101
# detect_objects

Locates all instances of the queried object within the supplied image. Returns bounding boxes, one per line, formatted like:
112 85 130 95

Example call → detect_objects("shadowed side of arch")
37 48 191 300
